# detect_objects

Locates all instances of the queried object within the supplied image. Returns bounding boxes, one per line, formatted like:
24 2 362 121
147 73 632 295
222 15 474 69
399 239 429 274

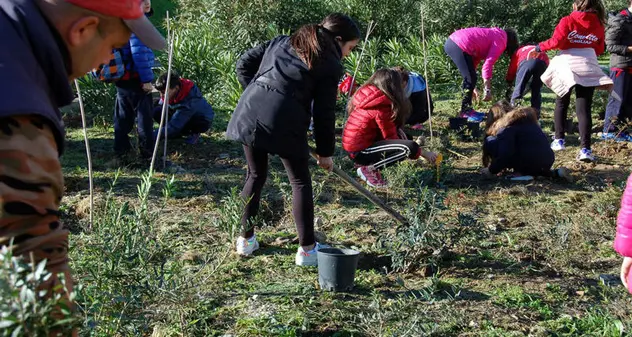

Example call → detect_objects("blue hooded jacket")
119 33 155 84
157 81 214 138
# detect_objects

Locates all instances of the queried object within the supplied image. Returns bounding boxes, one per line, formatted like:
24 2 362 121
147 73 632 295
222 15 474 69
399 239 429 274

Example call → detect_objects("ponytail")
290 13 360 69
290 24 322 69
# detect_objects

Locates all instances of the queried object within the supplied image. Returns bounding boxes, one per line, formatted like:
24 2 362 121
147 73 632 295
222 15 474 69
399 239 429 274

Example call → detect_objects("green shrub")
0 247 80 336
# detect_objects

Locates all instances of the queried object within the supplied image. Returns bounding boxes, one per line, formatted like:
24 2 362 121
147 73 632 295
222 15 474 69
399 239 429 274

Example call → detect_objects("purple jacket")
449 27 508 80
615 174 632 257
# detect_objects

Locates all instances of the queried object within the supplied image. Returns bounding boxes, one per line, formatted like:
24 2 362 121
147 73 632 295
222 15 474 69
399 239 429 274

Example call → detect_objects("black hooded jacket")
226 32 343 159
607 9 632 68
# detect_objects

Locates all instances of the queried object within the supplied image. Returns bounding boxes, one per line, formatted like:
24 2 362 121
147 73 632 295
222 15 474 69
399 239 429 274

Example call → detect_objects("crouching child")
481 103 572 182
153 72 214 144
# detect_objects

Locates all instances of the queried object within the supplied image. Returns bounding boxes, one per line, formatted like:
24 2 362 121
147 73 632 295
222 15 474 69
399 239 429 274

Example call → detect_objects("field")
4 0 632 335
50 87 632 336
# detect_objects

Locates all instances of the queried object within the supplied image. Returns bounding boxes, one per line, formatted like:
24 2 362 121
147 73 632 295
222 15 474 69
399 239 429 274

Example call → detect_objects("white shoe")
236 235 259 256
551 139 566 151
295 242 329 266
577 148 595 163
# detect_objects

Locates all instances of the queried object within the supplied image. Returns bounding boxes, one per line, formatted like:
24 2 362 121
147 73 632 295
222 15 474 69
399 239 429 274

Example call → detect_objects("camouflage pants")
0 116 72 296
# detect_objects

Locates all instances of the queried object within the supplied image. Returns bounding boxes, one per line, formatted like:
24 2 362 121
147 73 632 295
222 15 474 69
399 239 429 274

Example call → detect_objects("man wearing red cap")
0 0 165 319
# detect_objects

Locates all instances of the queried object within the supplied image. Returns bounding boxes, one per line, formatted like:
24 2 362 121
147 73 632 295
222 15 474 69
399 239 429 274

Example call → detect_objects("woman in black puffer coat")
226 13 360 266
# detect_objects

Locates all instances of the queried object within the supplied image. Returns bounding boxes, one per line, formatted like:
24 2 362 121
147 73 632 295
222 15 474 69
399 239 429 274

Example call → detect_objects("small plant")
0 247 80 336
212 187 253 241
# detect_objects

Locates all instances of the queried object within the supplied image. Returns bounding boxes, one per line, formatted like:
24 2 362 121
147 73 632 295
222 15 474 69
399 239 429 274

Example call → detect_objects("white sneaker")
551 139 566 151
577 148 595 163
295 242 329 266
236 235 259 256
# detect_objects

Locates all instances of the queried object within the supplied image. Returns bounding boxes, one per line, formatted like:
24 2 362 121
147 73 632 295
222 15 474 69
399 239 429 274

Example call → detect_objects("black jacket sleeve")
236 39 272 90
606 16 628 56
488 127 517 175
311 62 343 157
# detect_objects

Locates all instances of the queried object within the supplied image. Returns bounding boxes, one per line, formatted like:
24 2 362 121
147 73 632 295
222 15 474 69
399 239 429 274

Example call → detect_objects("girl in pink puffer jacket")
615 173 632 293
444 27 519 120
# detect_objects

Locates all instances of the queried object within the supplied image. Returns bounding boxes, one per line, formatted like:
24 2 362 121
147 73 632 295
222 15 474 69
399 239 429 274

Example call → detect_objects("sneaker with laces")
236 235 260 257
357 166 387 188
550 139 566 151
185 133 200 145
295 242 329 266
600 132 632 142
460 109 485 123
577 148 595 163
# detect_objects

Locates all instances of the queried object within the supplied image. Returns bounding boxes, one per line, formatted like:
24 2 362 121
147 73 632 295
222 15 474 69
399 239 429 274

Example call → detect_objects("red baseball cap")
66 0 166 50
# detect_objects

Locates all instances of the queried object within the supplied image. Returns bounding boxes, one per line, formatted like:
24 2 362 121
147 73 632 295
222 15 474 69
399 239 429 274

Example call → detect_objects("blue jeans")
511 59 547 116
604 69 632 133
113 86 154 158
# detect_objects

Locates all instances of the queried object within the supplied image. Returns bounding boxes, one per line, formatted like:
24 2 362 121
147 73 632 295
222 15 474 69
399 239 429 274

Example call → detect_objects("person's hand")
421 150 438 163
480 167 492 177
483 90 492 102
627 46 632 53
317 156 334 172
621 257 632 291
142 82 154 93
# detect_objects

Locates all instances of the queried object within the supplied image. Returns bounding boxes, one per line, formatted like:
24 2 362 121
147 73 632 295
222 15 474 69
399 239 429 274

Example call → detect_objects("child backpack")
92 49 125 82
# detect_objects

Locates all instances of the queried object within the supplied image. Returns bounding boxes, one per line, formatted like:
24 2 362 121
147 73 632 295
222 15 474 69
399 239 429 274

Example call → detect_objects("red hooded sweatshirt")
506 45 550 82
342 85 400 154
538 11 605 55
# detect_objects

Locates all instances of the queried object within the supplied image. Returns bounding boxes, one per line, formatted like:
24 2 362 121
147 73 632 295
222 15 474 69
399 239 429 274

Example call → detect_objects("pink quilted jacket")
614 173 632 257
449 27 507 80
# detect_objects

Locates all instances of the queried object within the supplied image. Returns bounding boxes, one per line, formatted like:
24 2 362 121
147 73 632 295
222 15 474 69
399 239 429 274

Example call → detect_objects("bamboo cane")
74 79 94 230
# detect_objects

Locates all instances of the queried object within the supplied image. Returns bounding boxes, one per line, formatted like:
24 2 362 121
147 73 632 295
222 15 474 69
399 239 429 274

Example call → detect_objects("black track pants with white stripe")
352 140 420 169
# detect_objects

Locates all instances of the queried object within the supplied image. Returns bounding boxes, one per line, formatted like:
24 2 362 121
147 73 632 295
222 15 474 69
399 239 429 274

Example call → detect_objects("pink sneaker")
411 123 424 130
357 166 387 188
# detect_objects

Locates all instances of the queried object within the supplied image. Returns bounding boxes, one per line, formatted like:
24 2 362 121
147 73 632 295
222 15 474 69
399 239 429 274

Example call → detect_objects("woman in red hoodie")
531 0 612 163
342 69 437 187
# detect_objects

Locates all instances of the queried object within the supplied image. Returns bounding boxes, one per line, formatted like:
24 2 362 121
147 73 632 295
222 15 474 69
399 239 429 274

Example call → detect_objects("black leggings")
353 140 420 169
444 38 477 113
554 85 596 149
240 145 314 246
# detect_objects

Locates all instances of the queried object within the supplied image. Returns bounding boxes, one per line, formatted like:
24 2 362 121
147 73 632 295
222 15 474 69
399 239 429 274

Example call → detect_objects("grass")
53 84 632 336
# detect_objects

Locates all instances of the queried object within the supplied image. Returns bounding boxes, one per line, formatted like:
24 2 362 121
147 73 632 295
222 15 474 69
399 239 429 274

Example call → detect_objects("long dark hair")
485 100 512 136
483 106 539 166
504 28 519 56
575 0 607 25
348 68 411 127
290 13 360 69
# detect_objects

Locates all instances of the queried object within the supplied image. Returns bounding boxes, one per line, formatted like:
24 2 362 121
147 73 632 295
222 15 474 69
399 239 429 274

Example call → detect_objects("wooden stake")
347 21 377 104
309 149 408 226
74 79 94 230
150 11 175 174
420 3 434 142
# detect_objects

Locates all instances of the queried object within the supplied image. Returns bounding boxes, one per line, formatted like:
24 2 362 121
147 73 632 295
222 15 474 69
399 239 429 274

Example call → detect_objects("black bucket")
467 122 481 139
318 248 361 292
449 117 467 131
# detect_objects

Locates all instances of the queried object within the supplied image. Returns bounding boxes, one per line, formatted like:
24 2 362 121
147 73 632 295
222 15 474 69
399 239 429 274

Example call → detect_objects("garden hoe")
309 149 409 226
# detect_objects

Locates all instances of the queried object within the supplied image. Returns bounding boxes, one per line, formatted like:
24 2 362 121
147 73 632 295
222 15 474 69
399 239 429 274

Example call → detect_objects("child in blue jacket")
153 72 214 144
113 1 156 163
